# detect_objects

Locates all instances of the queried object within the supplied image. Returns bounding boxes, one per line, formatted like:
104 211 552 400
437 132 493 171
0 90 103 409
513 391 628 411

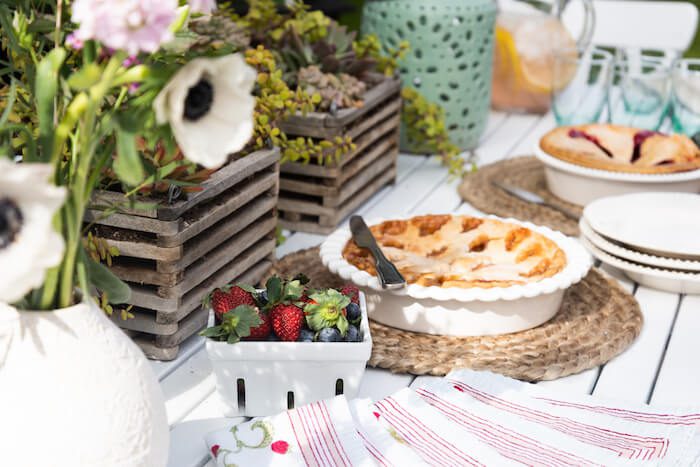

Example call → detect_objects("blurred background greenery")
305 0 700 57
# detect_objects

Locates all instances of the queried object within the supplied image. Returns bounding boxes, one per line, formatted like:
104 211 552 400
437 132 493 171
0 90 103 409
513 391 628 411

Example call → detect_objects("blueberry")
345 302 361 323
298 328 315 342
317 328 342 343
345 325 362 342
267 333 279 341
257 290 268 306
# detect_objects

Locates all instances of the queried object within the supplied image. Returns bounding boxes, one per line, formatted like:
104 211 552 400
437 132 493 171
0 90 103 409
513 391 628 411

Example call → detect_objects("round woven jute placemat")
269 247 643 381
458 156 582 236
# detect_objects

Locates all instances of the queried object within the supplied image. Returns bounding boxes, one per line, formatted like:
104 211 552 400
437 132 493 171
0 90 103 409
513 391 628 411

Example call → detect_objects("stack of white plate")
580 192 700 294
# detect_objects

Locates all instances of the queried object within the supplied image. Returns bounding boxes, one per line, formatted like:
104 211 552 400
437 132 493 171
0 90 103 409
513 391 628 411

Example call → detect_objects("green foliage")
353 34 409 77
200 305 262 343
245 45 356 164
401 87 469 177
305 289 351 336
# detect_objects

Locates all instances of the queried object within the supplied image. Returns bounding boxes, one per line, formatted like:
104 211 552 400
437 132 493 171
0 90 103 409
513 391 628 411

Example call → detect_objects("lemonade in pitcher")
491 0 593 113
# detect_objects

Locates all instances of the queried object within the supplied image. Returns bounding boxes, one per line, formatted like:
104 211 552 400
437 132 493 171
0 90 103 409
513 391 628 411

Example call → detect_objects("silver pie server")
349 215 406 290
492 181 580 221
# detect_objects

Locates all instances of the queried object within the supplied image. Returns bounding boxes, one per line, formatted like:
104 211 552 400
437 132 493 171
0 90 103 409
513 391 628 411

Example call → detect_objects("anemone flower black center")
0 197 23 250
183 78 214 122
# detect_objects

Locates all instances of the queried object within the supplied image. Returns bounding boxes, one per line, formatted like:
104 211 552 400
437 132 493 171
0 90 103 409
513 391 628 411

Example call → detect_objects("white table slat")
649 295 700 407
536 368 601 395
593 287 681 405
358 368 415 401
168 417 234 467
160 349 215 426
510 112 556 157
474 113 542 167
151 336 205 382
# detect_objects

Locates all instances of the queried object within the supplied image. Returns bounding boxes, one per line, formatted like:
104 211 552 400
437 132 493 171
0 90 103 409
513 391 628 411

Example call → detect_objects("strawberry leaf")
305 289 351 331
236 283 258 294
282 279 305 301
266 276 283 303
292 273 310 285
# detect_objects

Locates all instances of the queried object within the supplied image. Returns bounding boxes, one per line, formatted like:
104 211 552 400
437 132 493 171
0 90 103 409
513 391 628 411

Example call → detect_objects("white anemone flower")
153 54 256 169
0 160 66 304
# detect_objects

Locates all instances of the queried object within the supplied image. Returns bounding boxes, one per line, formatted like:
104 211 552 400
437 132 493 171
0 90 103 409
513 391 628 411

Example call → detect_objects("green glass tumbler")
362 0 497 151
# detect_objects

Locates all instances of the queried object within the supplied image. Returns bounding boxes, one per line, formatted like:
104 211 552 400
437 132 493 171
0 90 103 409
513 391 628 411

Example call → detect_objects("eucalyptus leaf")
115 130 145 186
35 48 66 162
84 255 131 304
67 63 102 91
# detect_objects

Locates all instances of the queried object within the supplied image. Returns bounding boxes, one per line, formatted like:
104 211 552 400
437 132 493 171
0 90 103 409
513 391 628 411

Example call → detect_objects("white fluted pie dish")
320 215 592 337
534 144 700 206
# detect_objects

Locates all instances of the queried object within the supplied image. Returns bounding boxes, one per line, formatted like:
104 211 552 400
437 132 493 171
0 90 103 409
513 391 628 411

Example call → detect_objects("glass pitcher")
491 0 595 113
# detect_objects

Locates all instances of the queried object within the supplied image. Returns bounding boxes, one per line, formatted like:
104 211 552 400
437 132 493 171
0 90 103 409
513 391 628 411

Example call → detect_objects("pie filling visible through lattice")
540 124 700 174
342 215 567 288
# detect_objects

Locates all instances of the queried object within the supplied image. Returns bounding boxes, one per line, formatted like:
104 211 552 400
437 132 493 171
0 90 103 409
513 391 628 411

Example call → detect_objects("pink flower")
189 0 217 14
271 440 289 454
122 55 141 67
71 0 177 55
210 444 220 458
65 32 83 50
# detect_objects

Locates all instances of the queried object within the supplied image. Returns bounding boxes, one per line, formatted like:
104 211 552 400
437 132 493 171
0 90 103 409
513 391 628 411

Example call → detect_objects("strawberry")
210 286 255 322
270 304 305 341
340 285 360 304
243 310 271 340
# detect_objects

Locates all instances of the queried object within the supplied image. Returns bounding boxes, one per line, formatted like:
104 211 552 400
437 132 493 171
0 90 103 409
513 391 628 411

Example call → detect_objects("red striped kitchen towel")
418 369 700 466
204 395 372 467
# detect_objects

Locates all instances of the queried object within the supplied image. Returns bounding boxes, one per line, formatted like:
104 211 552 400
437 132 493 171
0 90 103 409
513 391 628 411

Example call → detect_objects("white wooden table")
153 109 700 467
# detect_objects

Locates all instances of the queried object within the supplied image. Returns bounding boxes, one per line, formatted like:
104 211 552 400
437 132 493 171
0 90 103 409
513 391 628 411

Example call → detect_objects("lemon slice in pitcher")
513 17 578 93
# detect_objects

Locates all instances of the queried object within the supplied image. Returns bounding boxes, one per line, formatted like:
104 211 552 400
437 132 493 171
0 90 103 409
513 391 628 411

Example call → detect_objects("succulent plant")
187 11 250 52
297 65 366 111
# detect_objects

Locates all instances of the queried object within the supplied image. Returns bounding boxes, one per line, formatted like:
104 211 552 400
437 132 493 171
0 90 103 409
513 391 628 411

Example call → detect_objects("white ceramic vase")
0 300 169 466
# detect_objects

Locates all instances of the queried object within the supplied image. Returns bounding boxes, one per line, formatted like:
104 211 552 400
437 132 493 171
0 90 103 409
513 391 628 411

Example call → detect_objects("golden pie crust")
342 215 567 288
540 124 700 174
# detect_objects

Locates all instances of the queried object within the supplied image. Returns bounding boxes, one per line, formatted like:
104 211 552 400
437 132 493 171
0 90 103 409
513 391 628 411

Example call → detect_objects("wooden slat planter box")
85 148 280 360
278 77 401 234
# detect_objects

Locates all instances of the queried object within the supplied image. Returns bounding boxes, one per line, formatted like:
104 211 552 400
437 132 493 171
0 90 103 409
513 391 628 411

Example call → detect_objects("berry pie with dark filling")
342 215 567 288
540 124 700 174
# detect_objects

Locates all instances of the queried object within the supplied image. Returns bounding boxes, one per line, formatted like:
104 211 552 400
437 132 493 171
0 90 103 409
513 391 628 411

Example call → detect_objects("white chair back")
562 0 698 54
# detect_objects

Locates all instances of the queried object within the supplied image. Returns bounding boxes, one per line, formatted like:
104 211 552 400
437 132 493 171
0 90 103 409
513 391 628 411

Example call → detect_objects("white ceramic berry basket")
320 215 592 337
205 293 372 417
534 143 700 205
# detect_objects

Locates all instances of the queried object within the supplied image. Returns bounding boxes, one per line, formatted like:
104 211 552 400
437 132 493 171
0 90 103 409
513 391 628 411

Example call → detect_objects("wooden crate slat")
345 98 401 141
156 215 277 297
279 140 398 213
279 104 401 180
128 235 275 313
110 309 178 335
95 194 275 263
279 157 398 234
158 170 278 248
279 78 401 137
155 308 208 348
155 256 273 325
85 152 278 238
337 128 399 185
157 198 276 272
130 257 272 361
109 263 182 287
91 148 278 222
335 144 398 206
155 148 278 221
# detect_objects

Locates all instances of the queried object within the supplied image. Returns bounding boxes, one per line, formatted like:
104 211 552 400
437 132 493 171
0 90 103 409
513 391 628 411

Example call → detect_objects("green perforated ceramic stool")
362 0 497 151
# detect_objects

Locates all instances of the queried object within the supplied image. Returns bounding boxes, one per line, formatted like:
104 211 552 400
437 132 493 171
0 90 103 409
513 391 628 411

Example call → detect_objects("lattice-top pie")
540 124 700 174
342 215 567 288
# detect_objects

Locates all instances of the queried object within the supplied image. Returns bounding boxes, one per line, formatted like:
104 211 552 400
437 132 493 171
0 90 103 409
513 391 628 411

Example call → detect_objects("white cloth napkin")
371 387 516 466
349 398 428 467
436 369 700 466
204 395 373 467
